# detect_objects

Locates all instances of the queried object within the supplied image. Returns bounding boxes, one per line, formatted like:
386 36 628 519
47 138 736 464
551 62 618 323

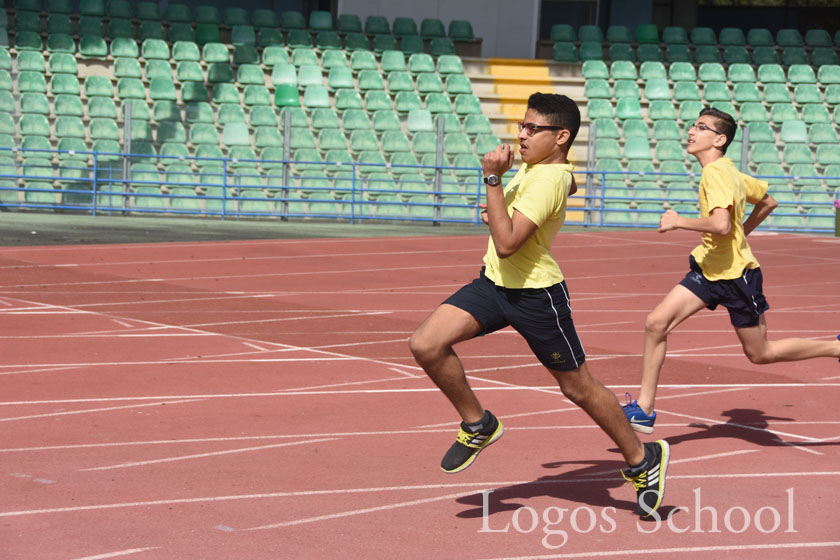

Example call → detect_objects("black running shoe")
440 411 504 474
621 440 670 517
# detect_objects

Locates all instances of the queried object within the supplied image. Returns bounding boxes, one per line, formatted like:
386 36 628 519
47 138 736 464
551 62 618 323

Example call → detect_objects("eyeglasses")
517 122 564 136
691 122 723 135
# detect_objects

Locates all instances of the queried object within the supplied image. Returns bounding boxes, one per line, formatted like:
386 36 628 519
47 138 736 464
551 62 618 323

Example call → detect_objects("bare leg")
409 304 485 423
736 314 840 364
549 363 645 466
637 284 708 414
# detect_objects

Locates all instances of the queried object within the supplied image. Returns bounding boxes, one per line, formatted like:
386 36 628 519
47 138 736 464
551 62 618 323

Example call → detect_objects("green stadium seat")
636 24 659 44
746 28 773 46
678 100 704 122
793 84 823 104
595 139 621 159
257 29 284 48
750 142 781 164
586 99 614 119
303 85 331 108
652 120 682 140
697 62 725 82
801 104 831 124
50 74 80 96
751 46 780 66
79 17 105 36
237 64 265 85
763 83 792 103
694 46 720 63
207 62 234 83
407 109 434 132
734 83 761 102
343 109 372 131
202 42 229 63
606 25 631 43
409 53 436 74
350 50 378 72
142 39 170 60
287 29 313 48
337 14 362 34
271 64 297 86
381 130 412 153
783 143 813 164
322 49 350 70
623 119 650 139
690 27 716 45
757 63 786 83
746 122 775 142
777 28 803 46
582 60 608 79
335 89 363 110
18 71 47 94
54 94 84 117
811 48 839 66
804 29 832 47
609 60 636 80
145 59 173 80
703 81 730 102
550 24 576 42
782 47 809 66
644 79 670 101
816 145 840 165
243 85 271 107
232 26 257 46
420 18 446 38
609 43 634 61
739 102 769 122
673 81 701 101
15 11 41 32
637 44 662 62
445 74 472 95
365 90 392 111
639 61 666 80
669 61 696 81
139 20 166 41
809 123 839 144
619 83 647 103
165 3 191 22
665 45 692 63
624 137 651 160
226 7 251 26
662 26 688 44
719 27 745 45
387 71 415 92
372 110 401 131
788 64 816 84
728 63 755 82
392 17 418 37
327 66 354 90
429 38 455 56
579 41 604 61
416 72 444 93
394 91 422 113
454 94 482 115
115 57 142 78
648 100 677 120
448 20 474 41
342 33 369 51
175 61 203 82
592 118 619 139
356 70 385 91
291 47 320 67
584 79 611 99
17 31 45 52
21 114 51 137
18 51 46 72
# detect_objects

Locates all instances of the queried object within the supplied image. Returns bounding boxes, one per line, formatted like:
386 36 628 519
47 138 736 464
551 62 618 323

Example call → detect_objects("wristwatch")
483 174 501 187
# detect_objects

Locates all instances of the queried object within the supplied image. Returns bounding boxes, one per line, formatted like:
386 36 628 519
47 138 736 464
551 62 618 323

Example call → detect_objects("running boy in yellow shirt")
624 107 840 433
410 93 669 517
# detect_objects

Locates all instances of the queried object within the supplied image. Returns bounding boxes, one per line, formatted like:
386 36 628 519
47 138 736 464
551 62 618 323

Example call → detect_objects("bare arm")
658 206 732 236
480 144 538 259
743 194 778 236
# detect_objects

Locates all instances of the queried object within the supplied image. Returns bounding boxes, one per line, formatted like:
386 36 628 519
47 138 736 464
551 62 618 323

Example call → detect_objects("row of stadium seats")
550 24 839 48
2 6 475 40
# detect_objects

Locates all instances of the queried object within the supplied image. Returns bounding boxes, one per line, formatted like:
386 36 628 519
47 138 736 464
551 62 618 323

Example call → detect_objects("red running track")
1 230 839 559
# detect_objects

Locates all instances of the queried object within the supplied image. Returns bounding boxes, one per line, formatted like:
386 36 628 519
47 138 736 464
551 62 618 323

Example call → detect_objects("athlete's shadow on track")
455 459 674 520
664 408 839 449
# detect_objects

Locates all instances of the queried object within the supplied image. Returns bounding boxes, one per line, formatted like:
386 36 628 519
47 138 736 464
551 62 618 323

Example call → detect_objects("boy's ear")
555 129 571 149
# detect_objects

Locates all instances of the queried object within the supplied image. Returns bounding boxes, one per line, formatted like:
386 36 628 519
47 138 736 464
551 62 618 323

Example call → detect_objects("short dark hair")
527 92 580 146
698 107 737 154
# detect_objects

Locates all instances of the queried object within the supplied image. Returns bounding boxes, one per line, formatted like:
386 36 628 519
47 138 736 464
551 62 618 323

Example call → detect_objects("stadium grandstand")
0 0 837 233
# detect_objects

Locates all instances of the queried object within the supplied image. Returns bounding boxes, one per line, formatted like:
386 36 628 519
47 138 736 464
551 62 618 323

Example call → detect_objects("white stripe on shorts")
543 285 582 368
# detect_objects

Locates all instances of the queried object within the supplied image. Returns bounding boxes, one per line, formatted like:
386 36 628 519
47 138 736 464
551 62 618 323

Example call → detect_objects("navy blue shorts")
678 255 770 328
443 268 586 371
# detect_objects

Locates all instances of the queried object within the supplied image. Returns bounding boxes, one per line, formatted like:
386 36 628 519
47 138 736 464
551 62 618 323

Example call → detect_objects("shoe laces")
621 468 647 491
622 392 635 410
455 427 484 448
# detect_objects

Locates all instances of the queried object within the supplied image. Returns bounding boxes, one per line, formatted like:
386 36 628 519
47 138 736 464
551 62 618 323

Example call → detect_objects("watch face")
485 175 500 186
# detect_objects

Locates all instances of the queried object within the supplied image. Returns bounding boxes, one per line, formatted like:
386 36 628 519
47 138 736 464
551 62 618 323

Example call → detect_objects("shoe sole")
629 422 655 435
440 420 504 474
641 439 670 517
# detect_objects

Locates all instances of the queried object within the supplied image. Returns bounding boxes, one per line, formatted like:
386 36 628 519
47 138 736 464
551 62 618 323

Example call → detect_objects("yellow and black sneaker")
440 410 504 474
621 440 670 517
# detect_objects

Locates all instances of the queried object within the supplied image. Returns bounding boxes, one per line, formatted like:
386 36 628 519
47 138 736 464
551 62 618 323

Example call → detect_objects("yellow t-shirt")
482 163 573 289
690 158 769 281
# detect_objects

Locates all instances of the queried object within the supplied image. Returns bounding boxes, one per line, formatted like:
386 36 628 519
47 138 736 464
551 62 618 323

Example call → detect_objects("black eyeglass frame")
517 122 565 136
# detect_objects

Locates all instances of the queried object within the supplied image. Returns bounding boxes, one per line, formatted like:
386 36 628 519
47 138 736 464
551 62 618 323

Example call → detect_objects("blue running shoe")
623 393 656 434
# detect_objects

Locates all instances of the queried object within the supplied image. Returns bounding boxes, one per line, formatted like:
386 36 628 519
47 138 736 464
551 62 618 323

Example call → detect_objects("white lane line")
2 472 839 519
0 399 201 422
479 541 840 560
80 438 339 472
69 548 160 560
3 384 839 406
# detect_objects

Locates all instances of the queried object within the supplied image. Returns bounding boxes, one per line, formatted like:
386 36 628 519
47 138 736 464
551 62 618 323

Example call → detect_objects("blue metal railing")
1 147 837 233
